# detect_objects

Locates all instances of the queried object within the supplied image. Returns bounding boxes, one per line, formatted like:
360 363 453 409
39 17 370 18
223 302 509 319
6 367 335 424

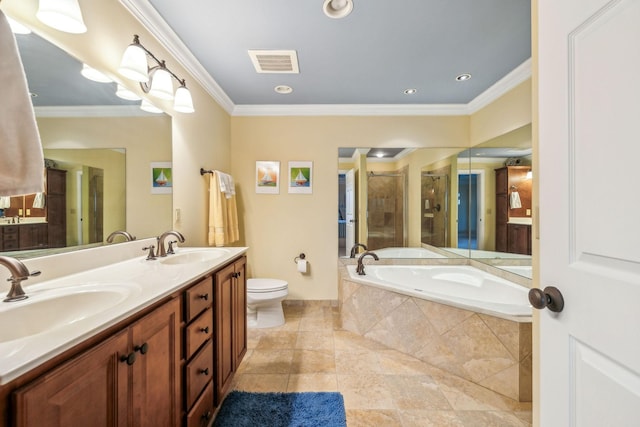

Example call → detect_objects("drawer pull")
198 293 209 301
134 342 149 355
200 326 210 334
202 411 212 421
198 368 209 376
120 352 136 365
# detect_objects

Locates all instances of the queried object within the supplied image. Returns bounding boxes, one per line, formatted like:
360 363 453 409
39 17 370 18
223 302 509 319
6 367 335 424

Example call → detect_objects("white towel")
0 11 45 197
510 191 522 209
0 197 10 209
32 192 45 209
215 170 236 199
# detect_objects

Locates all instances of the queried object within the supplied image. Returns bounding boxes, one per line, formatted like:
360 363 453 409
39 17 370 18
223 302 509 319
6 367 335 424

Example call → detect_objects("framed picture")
288 161 312 194
151 162 172 194
255 161 280 194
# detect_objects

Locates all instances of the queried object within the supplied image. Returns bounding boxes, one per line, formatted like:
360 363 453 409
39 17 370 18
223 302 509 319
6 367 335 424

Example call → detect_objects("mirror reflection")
0 22 172 259
338 124 532 279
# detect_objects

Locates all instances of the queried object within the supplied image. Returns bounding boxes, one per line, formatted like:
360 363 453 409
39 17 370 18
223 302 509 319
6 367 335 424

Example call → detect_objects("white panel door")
538 0 640 425
345 169 356 252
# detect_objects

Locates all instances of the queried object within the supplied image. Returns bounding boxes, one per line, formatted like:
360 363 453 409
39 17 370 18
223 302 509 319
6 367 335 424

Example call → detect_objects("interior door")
537 0 640 425
345 169 355 252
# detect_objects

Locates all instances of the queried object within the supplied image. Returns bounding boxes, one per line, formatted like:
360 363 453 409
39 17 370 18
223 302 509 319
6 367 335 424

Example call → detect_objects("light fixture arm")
129 35 189 92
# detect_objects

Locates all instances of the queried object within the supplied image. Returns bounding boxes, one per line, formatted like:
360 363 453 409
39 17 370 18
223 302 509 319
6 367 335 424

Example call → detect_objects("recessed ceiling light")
323 0 353 19
455 73 472 82
404 88 417 95
274 85 293 94
30 92 38 98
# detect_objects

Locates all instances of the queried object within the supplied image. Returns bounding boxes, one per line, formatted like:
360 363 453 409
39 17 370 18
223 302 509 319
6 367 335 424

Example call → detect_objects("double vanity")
0 239 248 427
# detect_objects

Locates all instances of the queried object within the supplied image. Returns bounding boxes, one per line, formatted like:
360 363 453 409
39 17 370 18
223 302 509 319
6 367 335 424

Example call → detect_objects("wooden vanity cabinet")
12 297 181 427
45 168 66 248
214 256 247 404
507 223 532 255
495 166 532 253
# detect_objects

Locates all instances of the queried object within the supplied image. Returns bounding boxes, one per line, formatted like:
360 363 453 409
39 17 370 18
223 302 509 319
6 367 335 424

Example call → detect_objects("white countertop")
0 245 248 385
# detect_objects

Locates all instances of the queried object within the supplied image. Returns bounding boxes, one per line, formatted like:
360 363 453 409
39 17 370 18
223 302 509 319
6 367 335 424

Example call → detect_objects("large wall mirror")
0 20 172 259
337 124 532 279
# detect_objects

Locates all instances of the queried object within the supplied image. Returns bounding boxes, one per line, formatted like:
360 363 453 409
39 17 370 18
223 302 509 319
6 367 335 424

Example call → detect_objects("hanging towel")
510 191 522 209
0 11 45 197
208 172 240 247
32 192 45 209
216 170 236 199
0 196 10 209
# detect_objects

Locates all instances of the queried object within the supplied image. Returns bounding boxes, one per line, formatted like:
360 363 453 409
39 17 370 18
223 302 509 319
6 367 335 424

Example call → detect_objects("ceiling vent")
248 50 299 74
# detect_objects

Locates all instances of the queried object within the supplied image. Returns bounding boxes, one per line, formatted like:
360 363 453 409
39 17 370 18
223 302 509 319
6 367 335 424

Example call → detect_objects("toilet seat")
247 278 288 293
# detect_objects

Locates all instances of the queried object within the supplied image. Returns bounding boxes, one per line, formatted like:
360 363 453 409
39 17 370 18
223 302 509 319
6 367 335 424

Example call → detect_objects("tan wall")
37 116 172 239
230 116 469 300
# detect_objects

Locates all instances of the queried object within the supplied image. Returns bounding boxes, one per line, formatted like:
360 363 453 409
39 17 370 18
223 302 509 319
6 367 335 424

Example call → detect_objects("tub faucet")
356 251 379 275
0 256 41 302
157 230 185 257
106 230 137 243
350 243 368 258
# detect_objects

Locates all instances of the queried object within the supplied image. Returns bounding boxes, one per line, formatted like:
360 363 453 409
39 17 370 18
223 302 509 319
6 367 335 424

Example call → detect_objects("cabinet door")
13 330 129 427
214 262 235 403
130 298 181 427
233 257 247 369
507 224 531 255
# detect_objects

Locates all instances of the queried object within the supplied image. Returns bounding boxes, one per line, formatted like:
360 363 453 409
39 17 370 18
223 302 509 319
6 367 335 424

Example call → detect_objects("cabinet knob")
202 411 212 421
134 342 149 355
200 326 210 334
198 368 209 376
120 352 136 365
199 293 209 301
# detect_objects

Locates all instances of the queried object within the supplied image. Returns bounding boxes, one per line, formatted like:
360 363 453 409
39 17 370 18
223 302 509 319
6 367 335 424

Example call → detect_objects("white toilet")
246 278 288 328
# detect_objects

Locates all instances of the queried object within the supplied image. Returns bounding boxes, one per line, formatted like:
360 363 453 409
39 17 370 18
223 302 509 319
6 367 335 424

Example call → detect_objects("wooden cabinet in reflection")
0 168 66 252
495 166 532 255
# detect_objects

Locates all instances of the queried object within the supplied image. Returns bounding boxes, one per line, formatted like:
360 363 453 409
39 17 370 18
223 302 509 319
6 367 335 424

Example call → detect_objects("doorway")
457 170 484 250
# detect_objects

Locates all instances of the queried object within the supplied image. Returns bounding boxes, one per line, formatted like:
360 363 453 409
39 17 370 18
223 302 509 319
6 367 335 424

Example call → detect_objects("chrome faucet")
356 251 379 275
0 256 41 302
157 230 185 257
106 230 136 243
349 243 368 258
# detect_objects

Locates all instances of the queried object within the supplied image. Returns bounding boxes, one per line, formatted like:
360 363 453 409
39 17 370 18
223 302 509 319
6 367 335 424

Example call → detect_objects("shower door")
421 174 449 247
366 172 406 250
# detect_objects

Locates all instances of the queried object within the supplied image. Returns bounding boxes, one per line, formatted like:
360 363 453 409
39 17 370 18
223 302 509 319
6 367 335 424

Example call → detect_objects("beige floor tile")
232 373 289 392
287 373 338 392
456 410 529 426
241 349 294 374
337 374 395 410
254 331 298 349
400 410 466 427
295 331 334 350
333 329 388 351
334 349 381 374
384 375 452 410
346 409 403 426
290 349 336 374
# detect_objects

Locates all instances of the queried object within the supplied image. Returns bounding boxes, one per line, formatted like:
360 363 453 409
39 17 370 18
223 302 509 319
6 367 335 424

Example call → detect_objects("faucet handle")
142 245 157 260
167 240 178 255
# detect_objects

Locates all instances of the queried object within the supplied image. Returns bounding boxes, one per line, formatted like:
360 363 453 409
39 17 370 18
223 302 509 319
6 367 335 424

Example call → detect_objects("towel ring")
294 253 306 263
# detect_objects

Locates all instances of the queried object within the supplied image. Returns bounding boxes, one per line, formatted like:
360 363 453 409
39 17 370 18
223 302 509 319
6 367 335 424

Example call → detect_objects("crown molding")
34 105 157 118
120 0 531 117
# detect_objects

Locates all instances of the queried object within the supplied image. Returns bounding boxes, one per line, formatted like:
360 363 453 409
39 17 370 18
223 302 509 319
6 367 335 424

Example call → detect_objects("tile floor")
230 303 532 426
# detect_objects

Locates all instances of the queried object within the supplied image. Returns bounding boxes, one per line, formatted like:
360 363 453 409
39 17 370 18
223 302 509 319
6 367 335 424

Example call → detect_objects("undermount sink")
159 248 230 265
0 283 140 343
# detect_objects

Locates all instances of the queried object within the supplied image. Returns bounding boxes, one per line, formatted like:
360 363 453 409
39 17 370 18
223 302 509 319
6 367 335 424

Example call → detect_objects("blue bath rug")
212 391 347 427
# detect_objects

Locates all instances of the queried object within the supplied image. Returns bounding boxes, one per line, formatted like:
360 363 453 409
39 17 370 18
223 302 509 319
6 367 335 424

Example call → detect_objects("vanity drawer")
185 276 212 322
185 340 213 409
186 381 214 427
185 307 213 359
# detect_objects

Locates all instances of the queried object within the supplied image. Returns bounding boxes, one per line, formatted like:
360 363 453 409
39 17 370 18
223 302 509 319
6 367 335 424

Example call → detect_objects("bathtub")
340 263 533 401
373 247 448 258
345 264 531 320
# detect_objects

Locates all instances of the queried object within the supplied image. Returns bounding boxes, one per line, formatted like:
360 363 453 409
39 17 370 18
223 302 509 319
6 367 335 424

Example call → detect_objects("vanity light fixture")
80 64 112 83
118 35 195 113
115 84 141 101
140 99 163 114
7 17 32 35
36 0 87 34
323 0 353 19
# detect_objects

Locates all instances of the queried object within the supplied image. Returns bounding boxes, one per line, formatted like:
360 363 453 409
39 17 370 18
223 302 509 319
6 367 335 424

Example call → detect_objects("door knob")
528 286 564 313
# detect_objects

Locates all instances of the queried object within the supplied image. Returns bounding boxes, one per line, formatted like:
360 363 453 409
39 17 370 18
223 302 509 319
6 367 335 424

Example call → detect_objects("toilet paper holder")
293 253 306 263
